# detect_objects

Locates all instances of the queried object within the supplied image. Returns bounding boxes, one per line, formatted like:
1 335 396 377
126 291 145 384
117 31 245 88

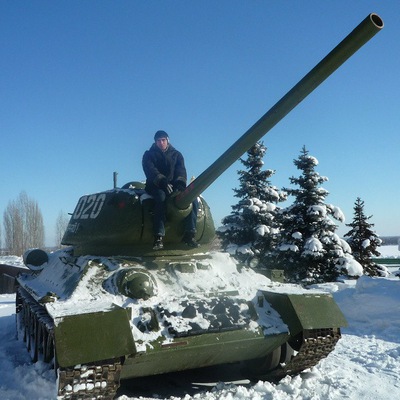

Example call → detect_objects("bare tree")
3 191 45 256
3 199 24 255
55 210 70 248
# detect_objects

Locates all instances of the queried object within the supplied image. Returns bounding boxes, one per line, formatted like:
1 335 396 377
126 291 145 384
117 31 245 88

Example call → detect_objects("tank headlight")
23 249 49 272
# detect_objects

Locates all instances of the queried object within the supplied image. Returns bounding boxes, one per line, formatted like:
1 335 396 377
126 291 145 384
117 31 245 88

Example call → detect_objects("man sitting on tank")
142 130 199 250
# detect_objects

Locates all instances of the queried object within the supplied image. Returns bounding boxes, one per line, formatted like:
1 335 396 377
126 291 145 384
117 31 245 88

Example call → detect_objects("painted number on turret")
73 194 106 219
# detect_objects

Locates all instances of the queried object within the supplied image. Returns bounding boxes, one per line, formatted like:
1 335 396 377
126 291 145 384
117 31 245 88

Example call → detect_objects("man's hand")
159 177 174 195
174 181 186 192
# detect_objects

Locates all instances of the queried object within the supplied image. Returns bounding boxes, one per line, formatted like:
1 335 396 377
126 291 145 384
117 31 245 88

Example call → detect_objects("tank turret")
15 14 383 400
61 13 383 257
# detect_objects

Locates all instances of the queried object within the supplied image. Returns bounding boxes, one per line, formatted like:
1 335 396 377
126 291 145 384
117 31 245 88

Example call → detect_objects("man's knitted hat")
154 130 169 141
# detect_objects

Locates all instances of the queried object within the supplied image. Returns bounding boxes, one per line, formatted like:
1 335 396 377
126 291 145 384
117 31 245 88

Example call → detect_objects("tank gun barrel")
175 13 383 210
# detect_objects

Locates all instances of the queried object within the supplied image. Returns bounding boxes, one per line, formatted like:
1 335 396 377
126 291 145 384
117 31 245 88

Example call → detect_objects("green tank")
16 13 383 399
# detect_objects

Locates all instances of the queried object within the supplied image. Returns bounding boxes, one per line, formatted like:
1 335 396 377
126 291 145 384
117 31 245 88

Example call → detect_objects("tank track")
16 287 122 399
267 327 341 381
58 360 122 399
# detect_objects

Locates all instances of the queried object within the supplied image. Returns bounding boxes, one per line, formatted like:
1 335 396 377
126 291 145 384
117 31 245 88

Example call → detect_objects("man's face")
156 137 168 151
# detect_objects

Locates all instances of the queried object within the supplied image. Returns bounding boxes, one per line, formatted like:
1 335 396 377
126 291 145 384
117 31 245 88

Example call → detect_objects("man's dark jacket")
142 144 187 192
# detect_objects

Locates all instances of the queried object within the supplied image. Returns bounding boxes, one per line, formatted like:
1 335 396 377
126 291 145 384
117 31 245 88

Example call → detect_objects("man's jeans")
147 188 199 237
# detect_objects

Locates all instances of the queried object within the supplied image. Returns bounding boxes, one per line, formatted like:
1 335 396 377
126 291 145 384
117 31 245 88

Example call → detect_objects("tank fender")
261 291 348 337
54 304 136 368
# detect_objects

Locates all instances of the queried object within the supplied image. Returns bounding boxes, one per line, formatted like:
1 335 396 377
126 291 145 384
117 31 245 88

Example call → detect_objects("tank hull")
16 249 346 398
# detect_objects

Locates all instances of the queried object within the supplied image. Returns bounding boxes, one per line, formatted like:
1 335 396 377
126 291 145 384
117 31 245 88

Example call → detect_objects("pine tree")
344 197 385 276
274 146 359 284
217 141 286 265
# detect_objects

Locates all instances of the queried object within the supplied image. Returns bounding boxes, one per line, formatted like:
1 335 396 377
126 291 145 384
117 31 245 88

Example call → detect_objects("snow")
308 205 327 218
256 225 270 236
292 232 302 240
279 244 299 252
339 238 352 253
336 256 364 277
362 238 371 248
0 255 25 268
1 247 400 399
306 155 319 166
327 204 345 222
303 236 323 254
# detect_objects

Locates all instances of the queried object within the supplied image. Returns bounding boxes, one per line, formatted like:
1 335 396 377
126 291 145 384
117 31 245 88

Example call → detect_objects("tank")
15 13 383 399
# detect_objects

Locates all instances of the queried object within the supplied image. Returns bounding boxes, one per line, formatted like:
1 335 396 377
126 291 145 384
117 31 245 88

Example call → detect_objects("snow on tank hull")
16 248 347 398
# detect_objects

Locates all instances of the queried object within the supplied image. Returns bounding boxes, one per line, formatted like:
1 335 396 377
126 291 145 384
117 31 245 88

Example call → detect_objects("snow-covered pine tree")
344 197 386 277
217 141 286 265
275 146 360 284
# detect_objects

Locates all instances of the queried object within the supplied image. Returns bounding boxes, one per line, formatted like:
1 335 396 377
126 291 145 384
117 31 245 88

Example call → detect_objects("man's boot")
182 232 199 248
153 236 164 250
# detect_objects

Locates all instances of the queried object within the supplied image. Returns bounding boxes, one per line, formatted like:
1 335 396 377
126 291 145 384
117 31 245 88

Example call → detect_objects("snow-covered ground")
0 247 399 400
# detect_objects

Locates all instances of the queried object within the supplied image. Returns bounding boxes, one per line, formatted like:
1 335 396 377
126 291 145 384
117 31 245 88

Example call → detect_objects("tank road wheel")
28 315 39 362
43 329 56 366
15 290 25 341
20 294 40 362
245 329 342 382
21 301 29 343
31 319 48 363
16 288 57 370
25 299 38 357
30 312 49 363
279 342 296 366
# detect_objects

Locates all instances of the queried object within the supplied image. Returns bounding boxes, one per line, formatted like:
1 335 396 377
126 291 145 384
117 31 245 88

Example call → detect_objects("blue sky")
1 1 399 246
